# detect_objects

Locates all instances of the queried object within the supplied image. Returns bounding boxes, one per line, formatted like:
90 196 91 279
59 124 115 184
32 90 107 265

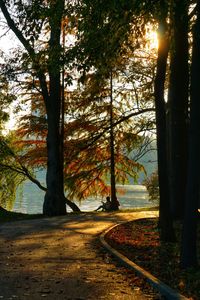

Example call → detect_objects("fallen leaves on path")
105 217 200 300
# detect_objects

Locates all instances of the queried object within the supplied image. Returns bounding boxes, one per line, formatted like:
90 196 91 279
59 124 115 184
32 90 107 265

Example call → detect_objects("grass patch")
89 206 158 213
0 207 43 223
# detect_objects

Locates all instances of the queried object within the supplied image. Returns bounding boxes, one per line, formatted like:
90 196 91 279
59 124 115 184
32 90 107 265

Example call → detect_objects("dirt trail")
0 211 158 300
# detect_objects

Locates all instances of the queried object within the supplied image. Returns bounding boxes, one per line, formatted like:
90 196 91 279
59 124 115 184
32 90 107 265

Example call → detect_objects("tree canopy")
0 0 199 269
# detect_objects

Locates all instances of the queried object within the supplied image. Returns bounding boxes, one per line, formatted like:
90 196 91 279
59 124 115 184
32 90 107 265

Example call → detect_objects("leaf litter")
105 217 200 300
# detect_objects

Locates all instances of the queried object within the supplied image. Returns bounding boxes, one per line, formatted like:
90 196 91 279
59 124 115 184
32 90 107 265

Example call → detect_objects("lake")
13 181 156 214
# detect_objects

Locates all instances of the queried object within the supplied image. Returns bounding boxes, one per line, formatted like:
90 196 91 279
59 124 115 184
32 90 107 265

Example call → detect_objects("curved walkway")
0 211 158 300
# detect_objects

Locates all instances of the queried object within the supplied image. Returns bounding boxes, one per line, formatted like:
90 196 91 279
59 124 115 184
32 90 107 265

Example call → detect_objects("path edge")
100 222 189 300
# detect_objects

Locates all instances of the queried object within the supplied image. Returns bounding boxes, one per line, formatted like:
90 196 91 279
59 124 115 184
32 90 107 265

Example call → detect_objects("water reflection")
13 182 155 214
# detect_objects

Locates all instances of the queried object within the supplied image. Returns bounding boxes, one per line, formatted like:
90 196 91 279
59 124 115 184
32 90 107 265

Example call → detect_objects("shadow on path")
0 211 158 300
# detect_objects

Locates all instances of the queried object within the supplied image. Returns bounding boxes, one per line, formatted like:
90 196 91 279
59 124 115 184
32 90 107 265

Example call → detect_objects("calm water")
13 181 155 214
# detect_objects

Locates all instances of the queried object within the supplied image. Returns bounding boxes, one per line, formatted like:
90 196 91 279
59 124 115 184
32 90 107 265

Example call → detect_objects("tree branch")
0 1 49 105
80 107 155 151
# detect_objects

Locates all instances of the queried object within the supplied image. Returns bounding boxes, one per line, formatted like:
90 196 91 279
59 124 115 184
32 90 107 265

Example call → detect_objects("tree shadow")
0 211 159 299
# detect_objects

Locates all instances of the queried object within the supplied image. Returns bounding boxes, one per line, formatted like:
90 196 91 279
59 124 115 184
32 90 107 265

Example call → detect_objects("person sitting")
95 196 111 211
104 196 111 211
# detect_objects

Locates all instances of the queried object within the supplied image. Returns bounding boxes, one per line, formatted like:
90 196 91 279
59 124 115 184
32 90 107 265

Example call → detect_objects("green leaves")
0 134 26 209
0 75 16 132
143 170 159 203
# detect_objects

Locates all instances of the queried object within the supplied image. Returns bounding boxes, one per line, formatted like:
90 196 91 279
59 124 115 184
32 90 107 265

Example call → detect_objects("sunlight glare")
6 117 16 131
147 30 158 50
2 113 17 135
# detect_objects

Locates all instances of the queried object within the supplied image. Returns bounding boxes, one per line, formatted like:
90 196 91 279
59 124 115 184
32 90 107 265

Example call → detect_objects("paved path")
0 211 158 300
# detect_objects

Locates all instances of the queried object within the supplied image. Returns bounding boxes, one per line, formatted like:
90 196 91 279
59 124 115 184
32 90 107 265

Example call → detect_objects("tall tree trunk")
154 2 175 242
109 71 118 210
43 108 66 216
167 0 189 219
60 21 66 205
180 0 200 269
110 121 117 210
43 0 66 216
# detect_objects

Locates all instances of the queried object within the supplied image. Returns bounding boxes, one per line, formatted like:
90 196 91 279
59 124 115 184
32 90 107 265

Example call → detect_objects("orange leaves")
63 137 145 201
10 49 148 202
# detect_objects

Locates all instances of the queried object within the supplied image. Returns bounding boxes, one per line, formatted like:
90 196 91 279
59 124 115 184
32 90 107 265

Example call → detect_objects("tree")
0 0 67 216
181 0 200 269
67 0 159 203
0 71 20 210
154 0 175 242
2 0 189 222
109 71 118 210
1 32 156 211
0 127 81 212
15 65 147 202
167 0 189 219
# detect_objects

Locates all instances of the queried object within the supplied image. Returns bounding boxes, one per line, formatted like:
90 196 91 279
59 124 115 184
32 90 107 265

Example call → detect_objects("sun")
149 31 158 49
146 29 158 50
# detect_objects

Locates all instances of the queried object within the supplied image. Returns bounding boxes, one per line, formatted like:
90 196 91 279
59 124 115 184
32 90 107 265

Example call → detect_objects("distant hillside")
138 147 157 182
129 139 157 184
